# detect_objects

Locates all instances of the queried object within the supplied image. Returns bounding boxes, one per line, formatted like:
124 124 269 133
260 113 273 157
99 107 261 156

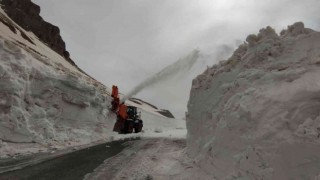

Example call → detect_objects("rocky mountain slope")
187 22 320 179
1 0 71 62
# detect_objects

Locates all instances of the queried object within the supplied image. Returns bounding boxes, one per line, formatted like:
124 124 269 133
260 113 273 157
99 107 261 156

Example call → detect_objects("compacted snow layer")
0 7 114 152
0 37 112 146
187 22 320 179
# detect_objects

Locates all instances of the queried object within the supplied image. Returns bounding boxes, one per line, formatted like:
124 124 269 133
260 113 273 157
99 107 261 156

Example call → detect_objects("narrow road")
0 138 202 180
0 138 138 180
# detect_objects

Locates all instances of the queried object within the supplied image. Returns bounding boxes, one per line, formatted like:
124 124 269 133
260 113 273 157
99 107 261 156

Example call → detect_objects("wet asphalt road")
0 138 138 180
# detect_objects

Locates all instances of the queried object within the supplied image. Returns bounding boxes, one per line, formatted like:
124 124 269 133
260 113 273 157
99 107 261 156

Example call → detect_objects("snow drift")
187 22 320 179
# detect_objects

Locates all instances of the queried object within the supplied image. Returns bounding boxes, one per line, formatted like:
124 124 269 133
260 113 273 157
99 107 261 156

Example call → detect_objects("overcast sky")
33 0 320 118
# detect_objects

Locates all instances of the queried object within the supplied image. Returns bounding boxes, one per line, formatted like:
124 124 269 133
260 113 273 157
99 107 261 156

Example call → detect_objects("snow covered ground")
187 22 320 179
0 7 186 161
85 138 210 180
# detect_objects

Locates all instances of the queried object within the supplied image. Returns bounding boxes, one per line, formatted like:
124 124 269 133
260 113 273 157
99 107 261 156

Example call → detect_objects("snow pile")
187 22 320 179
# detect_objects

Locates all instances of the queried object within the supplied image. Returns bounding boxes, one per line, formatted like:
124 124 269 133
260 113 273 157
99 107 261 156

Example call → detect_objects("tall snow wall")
0 7 113 146
187 22 320 179
0 38 113 144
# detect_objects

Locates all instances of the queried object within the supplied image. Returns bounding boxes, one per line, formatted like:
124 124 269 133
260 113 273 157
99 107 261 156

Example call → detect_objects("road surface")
0 138 208 180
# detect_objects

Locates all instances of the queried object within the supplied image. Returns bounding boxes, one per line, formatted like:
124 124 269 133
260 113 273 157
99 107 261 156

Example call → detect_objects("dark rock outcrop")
0 0 76 66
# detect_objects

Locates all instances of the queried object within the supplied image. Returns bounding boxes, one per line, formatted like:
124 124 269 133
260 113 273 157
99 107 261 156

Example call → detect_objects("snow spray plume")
121 49 200 103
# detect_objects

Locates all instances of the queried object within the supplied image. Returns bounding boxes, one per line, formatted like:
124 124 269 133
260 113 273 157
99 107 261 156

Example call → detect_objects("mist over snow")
34 0 320 118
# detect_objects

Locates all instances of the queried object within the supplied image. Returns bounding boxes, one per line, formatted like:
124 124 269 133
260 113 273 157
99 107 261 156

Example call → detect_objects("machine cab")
127 106 138 120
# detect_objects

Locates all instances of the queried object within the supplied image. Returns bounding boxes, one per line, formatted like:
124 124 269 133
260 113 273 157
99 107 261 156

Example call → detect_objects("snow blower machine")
111 85 143 134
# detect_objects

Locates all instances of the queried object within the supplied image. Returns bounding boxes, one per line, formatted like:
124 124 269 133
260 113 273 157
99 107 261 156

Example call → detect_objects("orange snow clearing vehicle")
111 85 143 134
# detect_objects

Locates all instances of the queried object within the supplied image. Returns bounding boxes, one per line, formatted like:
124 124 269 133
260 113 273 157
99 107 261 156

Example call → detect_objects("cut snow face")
0 37 112 144
121 50 199 103
187 22 320 179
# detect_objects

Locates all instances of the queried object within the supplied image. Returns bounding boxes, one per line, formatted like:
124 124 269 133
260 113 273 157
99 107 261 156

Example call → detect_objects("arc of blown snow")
121 49 200 103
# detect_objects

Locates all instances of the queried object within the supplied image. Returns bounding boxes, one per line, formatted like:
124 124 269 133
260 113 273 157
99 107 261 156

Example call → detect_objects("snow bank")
0 7 117 156
187 22 320 179
0 37 114 145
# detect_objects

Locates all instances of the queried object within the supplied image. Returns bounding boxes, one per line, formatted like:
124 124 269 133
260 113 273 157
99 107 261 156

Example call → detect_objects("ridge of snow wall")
187 22 320 179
